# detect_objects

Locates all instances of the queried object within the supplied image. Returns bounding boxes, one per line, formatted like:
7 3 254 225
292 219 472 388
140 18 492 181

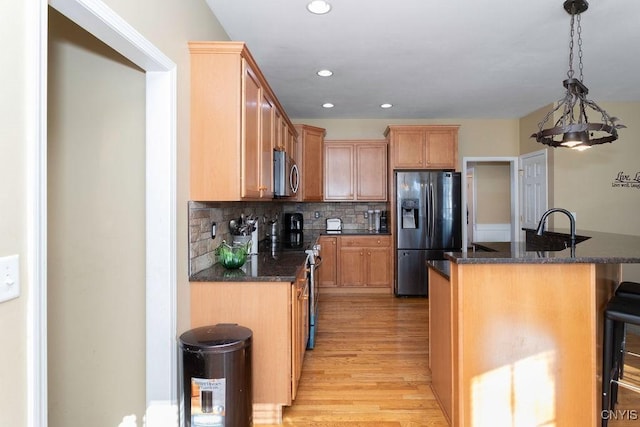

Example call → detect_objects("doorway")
461 157 519 251
30 0 177 425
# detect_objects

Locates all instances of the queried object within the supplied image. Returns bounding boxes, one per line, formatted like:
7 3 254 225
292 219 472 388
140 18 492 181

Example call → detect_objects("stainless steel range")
305 243 322 349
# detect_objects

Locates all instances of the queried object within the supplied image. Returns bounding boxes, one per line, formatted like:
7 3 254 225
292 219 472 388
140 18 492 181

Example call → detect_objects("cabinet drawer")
340 236 391 247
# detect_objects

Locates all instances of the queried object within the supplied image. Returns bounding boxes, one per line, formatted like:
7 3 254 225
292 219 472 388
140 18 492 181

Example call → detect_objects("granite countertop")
320 229 391 236
427 260 450 279
190 232 319 282
448 228 640 265
190 229 391 283
190 250 308 282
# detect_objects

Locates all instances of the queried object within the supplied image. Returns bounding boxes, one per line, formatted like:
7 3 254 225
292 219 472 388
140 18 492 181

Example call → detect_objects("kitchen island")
427 229 640 427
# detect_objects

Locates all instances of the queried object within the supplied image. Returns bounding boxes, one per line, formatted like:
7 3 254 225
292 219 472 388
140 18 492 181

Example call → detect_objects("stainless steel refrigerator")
395 171 462 296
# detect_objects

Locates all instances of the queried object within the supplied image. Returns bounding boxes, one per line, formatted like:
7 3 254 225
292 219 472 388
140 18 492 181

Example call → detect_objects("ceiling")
204 0 640 120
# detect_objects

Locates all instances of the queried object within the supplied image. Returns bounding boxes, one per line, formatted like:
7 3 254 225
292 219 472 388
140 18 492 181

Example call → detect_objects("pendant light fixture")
531 0 625 150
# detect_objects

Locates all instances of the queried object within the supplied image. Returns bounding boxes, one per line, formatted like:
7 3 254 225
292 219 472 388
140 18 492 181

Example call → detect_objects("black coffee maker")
284 213 304 232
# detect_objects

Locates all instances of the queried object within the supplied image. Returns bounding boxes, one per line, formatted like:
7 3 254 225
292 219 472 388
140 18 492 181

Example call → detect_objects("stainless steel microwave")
273 150 299 197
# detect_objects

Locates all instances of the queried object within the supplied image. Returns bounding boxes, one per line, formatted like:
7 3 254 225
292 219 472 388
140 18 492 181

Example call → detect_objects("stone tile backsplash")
282 202 389 230
188 200 390 275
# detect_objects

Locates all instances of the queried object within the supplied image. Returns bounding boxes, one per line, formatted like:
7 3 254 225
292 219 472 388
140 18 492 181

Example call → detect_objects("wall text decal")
612 171 640 189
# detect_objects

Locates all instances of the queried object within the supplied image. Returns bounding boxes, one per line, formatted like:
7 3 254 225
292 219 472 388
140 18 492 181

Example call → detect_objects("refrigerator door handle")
429 182 435 238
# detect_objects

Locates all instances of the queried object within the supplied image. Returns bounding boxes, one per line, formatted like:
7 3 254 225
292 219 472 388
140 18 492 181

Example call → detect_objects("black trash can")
179 323 253 427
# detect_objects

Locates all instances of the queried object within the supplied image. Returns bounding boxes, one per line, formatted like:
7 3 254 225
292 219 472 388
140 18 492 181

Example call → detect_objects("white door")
520 150 548 231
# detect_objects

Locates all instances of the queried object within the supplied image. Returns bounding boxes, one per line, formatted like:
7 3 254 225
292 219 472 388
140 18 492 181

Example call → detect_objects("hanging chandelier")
531 0 625 151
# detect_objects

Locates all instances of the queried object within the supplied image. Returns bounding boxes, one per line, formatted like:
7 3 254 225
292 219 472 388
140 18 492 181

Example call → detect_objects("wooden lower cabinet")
190 274 308 424
428 267 453 424
317 236 337 287
291 269 309 400
321 235 391 290
428 261 620 426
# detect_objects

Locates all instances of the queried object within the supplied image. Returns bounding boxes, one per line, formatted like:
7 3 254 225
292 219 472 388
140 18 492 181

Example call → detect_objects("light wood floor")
266 294 448 426
263 293 640 426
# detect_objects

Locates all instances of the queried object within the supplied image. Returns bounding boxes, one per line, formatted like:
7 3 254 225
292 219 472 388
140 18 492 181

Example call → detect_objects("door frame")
29 0 177 425
461 157 519 251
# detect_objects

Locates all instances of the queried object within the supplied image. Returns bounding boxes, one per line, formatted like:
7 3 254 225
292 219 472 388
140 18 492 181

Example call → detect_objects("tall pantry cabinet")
189 41 297 201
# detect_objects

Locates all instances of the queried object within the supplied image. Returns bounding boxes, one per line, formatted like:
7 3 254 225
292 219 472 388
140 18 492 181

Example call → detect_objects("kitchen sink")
524 228 591 251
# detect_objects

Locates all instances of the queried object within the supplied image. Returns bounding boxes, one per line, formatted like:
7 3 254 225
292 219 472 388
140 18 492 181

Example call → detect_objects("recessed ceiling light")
322 103 334 109
317 69 333 77
380 103 393 109
307 0 331 15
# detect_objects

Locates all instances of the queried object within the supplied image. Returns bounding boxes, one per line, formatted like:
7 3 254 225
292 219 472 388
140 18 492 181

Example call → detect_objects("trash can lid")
179 323 252 353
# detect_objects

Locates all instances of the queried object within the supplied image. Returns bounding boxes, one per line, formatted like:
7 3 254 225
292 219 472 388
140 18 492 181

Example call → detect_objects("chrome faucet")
535 208 576 246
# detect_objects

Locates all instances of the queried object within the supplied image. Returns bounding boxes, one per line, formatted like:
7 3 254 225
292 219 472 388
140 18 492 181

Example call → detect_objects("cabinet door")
324 143 354 201
273 109 283 151
301 127 324 201
260 93 274 198
242 61 262 198
317 236 337 287
392 129 425 169
366 247 392 287
339 247 366 287
425 129 457 169
356 143 387 201
428 268 453 422
291 273 308 400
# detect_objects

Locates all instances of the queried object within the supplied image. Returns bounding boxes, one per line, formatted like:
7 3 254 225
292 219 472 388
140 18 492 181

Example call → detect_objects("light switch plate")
0 255 20 303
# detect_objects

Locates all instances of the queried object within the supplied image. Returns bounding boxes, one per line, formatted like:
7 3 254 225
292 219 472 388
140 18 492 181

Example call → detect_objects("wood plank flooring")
263 293 640 426
265 294 448 426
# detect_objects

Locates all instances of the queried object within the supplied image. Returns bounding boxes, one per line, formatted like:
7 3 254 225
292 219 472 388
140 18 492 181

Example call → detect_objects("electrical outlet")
363 211 369 219
314 211 320 219
0 255 19 303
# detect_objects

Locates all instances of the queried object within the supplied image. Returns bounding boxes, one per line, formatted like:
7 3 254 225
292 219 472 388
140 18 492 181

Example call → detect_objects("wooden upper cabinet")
385 125 459 170
293 124 325 202
324 140 388 202
324 143 354 201
260 92 274 198
242 62 262 199
188 41 296 201
356 144 387 201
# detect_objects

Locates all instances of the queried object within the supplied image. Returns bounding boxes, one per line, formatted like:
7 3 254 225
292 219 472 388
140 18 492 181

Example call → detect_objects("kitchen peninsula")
428 229 640 426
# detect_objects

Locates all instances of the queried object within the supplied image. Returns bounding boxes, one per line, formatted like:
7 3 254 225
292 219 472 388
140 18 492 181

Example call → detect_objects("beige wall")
0 1 29 426
2 1 228 425
473 162 512 224
48 9 147 424
292 118 521 166
520 102 640 281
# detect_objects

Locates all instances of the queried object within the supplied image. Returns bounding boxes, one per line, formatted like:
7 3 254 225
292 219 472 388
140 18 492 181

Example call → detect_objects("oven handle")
312 255 323 269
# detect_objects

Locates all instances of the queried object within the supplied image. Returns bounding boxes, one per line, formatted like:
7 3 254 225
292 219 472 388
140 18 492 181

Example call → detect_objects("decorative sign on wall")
612 171 640 189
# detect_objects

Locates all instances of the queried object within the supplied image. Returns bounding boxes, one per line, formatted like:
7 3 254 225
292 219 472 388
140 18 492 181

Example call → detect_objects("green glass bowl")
215 241 250 269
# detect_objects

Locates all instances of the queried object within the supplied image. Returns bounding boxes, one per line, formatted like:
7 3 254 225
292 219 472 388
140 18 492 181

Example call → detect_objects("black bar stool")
602 291 640 426
612 281 640 402
616 281 640 300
